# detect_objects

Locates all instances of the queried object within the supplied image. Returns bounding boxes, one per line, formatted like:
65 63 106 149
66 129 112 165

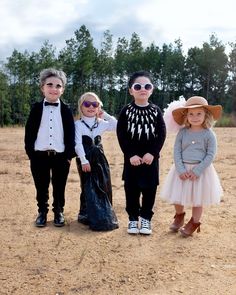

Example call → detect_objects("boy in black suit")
25 68 75 227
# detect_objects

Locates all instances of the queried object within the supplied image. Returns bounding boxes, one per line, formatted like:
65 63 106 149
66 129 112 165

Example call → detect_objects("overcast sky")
0 0 235 61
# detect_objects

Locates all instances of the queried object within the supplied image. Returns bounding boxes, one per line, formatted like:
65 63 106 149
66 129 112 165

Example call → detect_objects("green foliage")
0 71 11 126
0 27 235 125
215 113 236 127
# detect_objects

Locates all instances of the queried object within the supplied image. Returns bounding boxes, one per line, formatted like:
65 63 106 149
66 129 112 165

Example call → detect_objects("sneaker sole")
139 229 152 235
127 229 139 234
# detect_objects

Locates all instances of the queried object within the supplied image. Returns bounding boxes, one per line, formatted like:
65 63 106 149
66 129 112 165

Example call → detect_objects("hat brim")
172 104 222 125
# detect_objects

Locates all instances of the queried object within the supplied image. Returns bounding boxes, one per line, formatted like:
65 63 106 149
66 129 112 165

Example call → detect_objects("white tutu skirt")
160 163 223 206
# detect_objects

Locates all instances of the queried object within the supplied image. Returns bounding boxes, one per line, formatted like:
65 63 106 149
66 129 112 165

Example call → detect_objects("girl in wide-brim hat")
160 96 223 237
172 96 222 125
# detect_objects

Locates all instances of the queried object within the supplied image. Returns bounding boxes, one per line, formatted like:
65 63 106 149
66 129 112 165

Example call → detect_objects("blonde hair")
77 92 103 119
184 108 215 129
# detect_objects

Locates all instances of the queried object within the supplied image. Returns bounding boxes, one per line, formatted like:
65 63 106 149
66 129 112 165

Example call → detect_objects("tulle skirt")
160 163 223 206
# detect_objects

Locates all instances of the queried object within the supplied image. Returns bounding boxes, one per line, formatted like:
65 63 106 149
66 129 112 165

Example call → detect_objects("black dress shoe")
54 212 65 227
35 212 47 227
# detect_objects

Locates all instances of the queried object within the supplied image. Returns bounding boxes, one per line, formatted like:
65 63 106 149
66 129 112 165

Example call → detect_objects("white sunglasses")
131 83 153 91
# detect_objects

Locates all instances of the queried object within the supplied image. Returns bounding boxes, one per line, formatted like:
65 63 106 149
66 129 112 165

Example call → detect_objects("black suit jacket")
24 100 75 160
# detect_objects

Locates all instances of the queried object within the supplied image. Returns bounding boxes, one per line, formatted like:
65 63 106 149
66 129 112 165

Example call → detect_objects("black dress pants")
30 151 70 213
124 183 157 221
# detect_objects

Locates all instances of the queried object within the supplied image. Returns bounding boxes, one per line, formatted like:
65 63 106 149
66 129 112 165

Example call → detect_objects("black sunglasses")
132 83 153 91
82 101 99 108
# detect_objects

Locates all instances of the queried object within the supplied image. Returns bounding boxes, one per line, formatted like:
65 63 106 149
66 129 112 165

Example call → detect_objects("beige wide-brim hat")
172 96 223 125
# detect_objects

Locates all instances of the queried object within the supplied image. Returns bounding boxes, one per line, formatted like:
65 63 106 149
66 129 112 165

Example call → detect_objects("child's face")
129 76 153 105
187 107 206 128
41 77 64 102
81 95 100 118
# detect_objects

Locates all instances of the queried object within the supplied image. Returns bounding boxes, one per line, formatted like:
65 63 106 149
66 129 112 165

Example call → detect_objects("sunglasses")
82 101 100 108
132 83 153 91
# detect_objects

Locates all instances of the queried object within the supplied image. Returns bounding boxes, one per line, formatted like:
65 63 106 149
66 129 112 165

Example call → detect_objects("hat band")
187 103 207 107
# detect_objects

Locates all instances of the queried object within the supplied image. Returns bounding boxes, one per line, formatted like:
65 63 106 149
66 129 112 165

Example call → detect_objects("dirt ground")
0 127 235 295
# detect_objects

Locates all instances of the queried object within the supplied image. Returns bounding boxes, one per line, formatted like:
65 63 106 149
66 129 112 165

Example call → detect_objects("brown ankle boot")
169 212 185 232
179 217 201 237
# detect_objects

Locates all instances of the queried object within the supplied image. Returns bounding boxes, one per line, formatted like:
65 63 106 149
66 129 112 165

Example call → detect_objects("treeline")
0 25 235 126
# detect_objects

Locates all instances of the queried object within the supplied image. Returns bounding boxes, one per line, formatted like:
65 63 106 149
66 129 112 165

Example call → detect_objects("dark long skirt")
76 135 119 231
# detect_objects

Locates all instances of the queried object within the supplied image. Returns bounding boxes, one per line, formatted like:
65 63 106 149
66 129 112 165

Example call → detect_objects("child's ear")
129 89 133 96
59 85 65 95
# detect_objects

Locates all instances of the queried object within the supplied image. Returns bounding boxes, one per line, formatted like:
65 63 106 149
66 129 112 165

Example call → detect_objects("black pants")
124 183 157 221
30 151 70 213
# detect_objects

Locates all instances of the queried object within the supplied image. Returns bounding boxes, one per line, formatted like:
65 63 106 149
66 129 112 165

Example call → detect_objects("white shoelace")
129 221 138 228
141 218 150 229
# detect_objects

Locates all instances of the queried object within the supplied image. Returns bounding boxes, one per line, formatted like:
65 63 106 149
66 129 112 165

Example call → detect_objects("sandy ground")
0 127 235 295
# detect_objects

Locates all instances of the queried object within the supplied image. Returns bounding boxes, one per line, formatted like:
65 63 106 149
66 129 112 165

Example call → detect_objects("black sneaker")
127 221 139 234
139 218 152 235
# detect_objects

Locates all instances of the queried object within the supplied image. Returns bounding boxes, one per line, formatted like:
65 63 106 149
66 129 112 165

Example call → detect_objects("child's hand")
142 153 154 165
98 109 104 118
179 172 189 180
82 163 91 172
188 170 198 181
130 155 143 166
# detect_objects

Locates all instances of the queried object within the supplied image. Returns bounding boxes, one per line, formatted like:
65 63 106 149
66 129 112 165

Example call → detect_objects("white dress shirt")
34 99 65 152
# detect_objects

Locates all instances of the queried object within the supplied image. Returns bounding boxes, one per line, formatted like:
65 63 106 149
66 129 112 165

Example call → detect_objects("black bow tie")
44 101 59 107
